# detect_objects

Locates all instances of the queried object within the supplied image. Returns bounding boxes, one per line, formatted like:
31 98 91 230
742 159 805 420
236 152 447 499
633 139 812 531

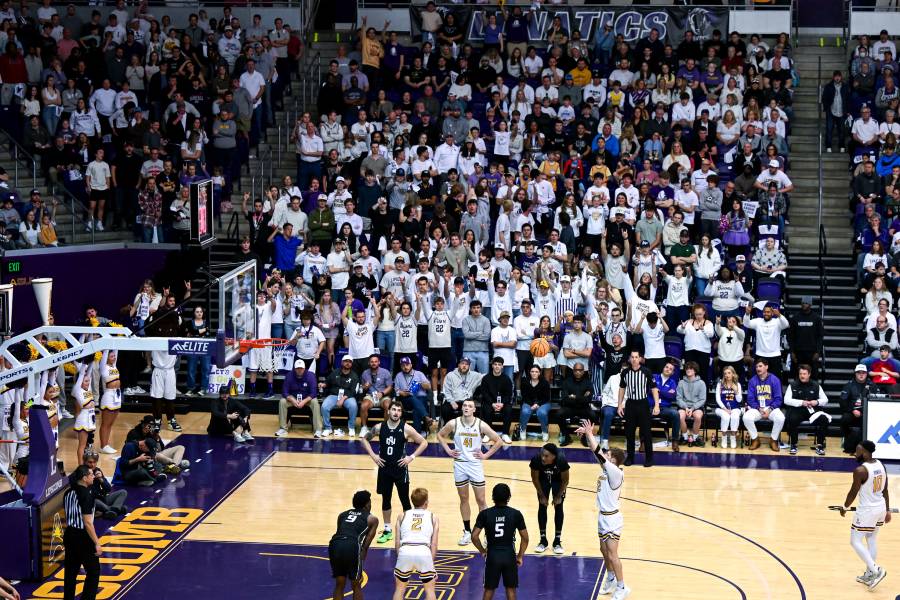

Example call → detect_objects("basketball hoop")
238 338 291 354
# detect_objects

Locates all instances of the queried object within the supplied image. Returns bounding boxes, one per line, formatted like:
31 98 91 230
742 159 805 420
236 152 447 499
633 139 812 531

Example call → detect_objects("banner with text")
207 365 246 395
409 6 728 46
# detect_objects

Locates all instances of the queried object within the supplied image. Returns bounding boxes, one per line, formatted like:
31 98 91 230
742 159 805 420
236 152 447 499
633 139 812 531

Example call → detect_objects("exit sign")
6 260 21 273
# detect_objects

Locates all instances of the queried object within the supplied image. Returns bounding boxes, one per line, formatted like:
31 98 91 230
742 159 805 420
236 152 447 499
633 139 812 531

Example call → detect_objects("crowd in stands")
0 0 302 239
230 5 843 458
840 29 900 456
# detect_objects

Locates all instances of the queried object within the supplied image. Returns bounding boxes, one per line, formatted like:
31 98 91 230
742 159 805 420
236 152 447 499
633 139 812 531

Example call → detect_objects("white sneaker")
84 220 93 232
611 585 631 600
501 434 512 444
333 429 345 437
275 428 289 438
458 530 471 546
599 576 617 595
552 542 564 555
519 428 527 440
319 429 333 438
730 435 738 449
542 433 549 442
534 541 547 553
482 435 490 444
134 386 147 394
233 432 245 443
867 566 886 589
59 408 74 419
242 431 254 441
95 220 104 232
314 430 325 438
359 426 369 438
348 428 356 438
826 147 832 153
100 445 117 454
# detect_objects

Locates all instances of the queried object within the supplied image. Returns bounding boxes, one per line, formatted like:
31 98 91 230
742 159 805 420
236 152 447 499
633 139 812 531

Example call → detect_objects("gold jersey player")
575 419 629 599
838 440 891 590
393 487 440 600
360 400 428 545
437 398 504 546
328 490 379 600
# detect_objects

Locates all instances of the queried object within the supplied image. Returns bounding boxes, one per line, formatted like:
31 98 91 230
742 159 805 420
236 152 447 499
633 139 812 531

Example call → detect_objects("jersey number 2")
411 517 422 531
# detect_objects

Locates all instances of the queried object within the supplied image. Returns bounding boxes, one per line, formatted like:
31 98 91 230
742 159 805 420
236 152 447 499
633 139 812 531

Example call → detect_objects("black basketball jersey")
475 506 527 552
528 453 570 488
379 419 406 473
331 509 370 545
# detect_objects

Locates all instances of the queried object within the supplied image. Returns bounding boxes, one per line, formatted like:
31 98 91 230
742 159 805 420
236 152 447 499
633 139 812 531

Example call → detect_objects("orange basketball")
530 338 550 358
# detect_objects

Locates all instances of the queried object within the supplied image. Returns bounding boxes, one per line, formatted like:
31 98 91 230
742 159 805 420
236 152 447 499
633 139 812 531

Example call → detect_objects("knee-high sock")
851 529 877 571
867 529 879 563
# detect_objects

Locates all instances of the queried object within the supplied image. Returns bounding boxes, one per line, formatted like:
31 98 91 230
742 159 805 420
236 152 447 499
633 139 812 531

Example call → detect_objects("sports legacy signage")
410 6 728 45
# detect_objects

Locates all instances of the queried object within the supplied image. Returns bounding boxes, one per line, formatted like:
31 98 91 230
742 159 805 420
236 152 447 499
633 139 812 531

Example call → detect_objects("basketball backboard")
217 260 257 366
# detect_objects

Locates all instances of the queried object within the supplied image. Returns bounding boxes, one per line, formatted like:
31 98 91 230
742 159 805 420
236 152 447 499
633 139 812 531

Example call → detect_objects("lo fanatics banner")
409 5 728 46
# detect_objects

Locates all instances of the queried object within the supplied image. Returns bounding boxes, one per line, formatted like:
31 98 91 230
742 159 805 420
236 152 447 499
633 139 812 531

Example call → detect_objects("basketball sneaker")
813 444 826 456
611 584 631 600
789 445 798 455
169 418 182 432
233 431 245 443
599 575 617 595
275 428 289 438
534 539 548 553
856 569 874 584
242 431 254 441
377 529 393 544
552 541 564 555
867 566 886 589
458 530 472 546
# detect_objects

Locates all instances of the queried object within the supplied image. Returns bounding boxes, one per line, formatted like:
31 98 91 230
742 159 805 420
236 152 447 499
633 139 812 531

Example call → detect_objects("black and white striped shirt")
64 484 94 529
619 366 656 401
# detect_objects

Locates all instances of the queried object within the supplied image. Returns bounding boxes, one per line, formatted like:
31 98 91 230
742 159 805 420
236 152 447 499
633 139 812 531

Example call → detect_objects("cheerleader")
39 369 61 447
0 383 15 473
72 360 96 465
715 366 743 449
13 396 29 486
98 350 122 455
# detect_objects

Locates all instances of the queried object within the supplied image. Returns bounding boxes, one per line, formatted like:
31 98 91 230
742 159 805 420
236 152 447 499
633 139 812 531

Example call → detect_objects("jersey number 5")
494 522 505 537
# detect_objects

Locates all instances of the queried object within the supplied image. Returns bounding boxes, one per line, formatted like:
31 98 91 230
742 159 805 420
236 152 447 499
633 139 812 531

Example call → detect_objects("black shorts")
376 467 409 496
428 347 453 370
328 538 362 580
540 482 563 501
484 549 518 590
89 189 108 203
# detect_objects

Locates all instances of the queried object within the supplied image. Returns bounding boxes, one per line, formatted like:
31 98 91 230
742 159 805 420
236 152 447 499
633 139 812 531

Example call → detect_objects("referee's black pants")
64 527 100 600
624 399 653 463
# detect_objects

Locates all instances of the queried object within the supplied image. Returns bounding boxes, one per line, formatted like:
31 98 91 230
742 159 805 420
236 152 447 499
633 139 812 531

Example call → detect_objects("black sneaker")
624 456 634 466
789 445 798 455
169 418 183 432
693 438 705 448
560 434 572 447
814 444 826 456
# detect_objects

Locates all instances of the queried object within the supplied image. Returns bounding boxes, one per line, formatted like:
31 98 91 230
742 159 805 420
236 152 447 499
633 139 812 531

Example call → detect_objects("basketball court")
14 412 899 600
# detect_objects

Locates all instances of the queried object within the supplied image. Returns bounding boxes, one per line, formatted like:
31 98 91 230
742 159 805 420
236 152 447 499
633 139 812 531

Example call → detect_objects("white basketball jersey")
860 460 887 510
453 417 482 463
428 310 451 348
399 508 434 546
596 460 624 514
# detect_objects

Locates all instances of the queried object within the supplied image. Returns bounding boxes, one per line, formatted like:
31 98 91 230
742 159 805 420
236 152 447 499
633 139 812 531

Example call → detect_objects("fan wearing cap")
208 385 254 443
491 310 518 382
840 366 874 454
753 158 794 196
787 296 824 378
394 356 432 436
275 359 320 438
343 308 377 376
477 356 515 444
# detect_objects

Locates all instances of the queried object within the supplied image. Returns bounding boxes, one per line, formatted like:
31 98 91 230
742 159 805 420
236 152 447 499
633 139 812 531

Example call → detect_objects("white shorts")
453 460 485 487
598 510 623 542
100 388 122 411
151 368 176 400
249 346 274 372
394 545 435 583
74 407 96 432
533 353 557 369
853 506 887 533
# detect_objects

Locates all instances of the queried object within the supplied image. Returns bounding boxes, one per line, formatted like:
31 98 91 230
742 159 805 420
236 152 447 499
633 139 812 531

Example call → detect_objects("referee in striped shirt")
617 351 660 468
64 465 102 600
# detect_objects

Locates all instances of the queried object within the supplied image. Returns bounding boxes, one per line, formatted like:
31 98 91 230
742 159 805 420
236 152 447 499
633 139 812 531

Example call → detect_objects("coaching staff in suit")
64 465 103 600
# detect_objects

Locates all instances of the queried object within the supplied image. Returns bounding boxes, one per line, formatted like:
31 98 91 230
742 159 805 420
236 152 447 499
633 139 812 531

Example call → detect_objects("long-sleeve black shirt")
520 378 551 406
560 374 593 408
788 309 823 354
477 372 514 405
